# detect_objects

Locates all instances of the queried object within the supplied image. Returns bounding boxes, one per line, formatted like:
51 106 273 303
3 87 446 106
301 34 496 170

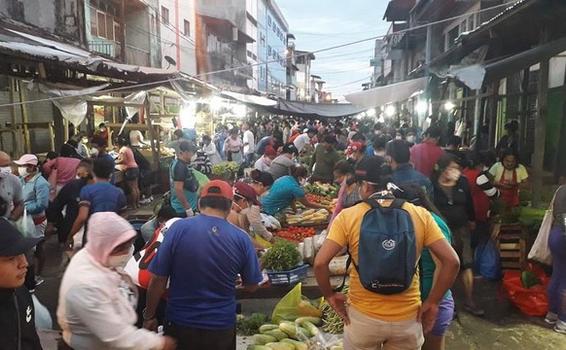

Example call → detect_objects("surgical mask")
18 167 29 178
0 166 11 176
406 136 416 144
446 168 461 182
395 135 403 140
106 245 134 269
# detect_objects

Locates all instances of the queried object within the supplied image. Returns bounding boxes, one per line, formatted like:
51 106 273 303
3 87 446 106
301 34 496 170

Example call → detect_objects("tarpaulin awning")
265 99 366 119
345 77 427 108
221 91 277 107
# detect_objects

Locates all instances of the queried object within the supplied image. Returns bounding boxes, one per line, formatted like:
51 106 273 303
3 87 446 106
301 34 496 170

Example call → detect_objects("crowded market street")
1 1 566 350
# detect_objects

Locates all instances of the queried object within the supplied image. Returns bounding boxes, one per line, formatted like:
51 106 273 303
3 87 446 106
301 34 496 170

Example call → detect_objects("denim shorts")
430 295 455 337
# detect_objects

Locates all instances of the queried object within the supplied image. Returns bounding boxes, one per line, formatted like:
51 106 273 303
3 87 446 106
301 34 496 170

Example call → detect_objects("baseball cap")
179 141 197 153
0 218 42 256
233 182 260 205
355 156 387 185
200 180 234 200
13 154 38 166
346 142 364 156
282 143 299 155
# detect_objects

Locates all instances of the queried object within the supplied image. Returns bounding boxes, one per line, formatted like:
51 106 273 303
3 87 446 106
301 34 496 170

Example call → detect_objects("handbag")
528 186 562 265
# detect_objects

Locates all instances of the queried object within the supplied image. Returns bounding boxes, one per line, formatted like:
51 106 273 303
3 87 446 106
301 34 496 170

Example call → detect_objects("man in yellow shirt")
314 156 460 350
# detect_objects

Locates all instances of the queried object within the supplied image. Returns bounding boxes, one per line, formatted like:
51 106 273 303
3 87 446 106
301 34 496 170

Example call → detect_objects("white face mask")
446 168 461 182
0 166 11 176
407 136 416 144
106 245 134 269
18 167 29 178
395 135 403 140
299 178 307 186
374 150 386 157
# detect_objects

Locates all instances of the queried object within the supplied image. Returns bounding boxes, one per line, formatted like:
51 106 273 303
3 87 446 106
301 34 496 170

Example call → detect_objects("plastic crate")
266 264 309 285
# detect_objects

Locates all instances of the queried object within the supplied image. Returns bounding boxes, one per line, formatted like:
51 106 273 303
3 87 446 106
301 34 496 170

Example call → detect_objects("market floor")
35 235 566 350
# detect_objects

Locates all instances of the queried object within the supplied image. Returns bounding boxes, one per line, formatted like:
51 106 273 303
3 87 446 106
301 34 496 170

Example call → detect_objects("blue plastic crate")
266 264 309 285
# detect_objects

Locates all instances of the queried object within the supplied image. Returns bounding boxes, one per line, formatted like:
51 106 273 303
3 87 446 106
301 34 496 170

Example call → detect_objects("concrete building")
158 0 197 75
195 0 254 91
245 0 259 91
295 50 315 102
85 0 161 67
286 33 298 100
257 0 288 98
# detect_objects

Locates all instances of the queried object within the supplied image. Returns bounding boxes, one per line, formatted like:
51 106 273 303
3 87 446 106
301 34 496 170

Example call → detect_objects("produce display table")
237 267 347 300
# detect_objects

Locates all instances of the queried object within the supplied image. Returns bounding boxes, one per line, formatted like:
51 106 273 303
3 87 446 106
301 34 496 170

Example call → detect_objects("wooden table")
237 267 347 300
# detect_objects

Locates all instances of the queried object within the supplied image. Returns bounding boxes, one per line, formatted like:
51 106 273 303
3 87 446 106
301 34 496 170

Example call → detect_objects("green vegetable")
264 329 288 341
261 240 301 271
248 346 271 350
211 161 240 179
521 271 541 288
330 346 344 350
281 338 308 350
259 324 280 333
237 313 268 335
321 285 349 334
301 321 319 337
265 343 294 350
279 321 297 338
252 334 277 345
295 317 322 326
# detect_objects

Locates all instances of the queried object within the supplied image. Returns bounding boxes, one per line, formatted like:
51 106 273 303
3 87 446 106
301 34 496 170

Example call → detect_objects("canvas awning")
221 91 277 107
345 77 427 108
264 100 366 119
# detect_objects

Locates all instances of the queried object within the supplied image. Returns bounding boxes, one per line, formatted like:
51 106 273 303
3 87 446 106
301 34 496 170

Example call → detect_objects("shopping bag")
528 207 555 265
15 208 35 238
271 283 321 324
474 239 502 280
502 265 549 317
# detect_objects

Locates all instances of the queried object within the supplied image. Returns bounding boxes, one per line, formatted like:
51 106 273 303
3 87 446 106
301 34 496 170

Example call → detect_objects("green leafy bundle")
262 240 301 271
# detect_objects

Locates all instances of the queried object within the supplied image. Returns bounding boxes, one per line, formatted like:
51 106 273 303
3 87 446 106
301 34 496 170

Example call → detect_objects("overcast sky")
278 0 390 99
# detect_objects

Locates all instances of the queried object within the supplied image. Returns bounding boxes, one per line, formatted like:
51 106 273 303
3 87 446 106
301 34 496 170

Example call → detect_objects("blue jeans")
548 226 566 321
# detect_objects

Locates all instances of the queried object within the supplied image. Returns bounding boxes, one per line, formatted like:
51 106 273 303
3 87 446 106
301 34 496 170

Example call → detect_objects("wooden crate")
491 223 528 270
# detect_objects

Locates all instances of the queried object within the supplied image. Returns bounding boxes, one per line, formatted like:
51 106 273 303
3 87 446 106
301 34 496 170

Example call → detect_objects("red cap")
264 145 277 158
346 142 364 156
233 181 260 205
200 180 234 200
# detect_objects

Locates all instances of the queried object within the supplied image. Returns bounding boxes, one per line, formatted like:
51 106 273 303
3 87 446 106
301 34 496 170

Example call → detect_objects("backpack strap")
333 249 354 293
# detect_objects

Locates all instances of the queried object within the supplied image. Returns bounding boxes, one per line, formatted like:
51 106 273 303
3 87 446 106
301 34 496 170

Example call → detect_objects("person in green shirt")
310 135 341 182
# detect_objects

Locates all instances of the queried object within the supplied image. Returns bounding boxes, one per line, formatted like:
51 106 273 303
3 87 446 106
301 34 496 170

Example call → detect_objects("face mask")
374 150 386 157
406 136 416 144
299 178 307 186
395 136 403 140
18 167 29 178
106 245 134 269
0 166 11 176
446 168 461 182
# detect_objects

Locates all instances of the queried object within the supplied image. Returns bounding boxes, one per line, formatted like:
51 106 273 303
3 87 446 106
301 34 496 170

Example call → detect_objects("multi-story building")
286 33 298 100
158 0 197 75
195 0 254 91
295 50 315 102
257 0 288 98
86 0 161 67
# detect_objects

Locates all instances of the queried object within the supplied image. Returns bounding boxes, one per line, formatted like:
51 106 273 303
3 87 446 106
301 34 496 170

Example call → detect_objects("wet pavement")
35 234 566 349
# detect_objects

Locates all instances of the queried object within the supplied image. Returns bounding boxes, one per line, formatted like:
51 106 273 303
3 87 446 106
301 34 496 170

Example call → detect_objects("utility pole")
532 25 549 207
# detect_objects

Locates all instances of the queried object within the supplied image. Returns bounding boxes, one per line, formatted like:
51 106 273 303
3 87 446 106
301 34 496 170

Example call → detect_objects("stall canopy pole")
144 98 160 172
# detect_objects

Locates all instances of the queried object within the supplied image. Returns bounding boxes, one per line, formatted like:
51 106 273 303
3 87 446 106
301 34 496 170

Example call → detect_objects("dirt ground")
36 235 566 350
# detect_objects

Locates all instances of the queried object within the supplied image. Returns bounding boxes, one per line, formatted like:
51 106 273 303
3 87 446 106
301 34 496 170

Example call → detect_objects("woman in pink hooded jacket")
57 212 175 350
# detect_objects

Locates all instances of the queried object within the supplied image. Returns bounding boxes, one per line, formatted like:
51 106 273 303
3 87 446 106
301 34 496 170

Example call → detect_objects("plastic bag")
502 265 549 317
15 208 35 238
271 283 322 324
528 191 558 265
32 294 53 330
474 239 502 280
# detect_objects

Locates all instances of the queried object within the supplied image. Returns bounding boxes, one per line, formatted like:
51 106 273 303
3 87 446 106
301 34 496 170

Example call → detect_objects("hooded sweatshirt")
57 212 164 350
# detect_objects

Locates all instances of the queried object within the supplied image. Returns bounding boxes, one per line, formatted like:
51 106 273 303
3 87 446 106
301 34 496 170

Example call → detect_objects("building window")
267 45 272 56
267 16 272 27
97 12 106 38
161 6 169 25
445 26 459 50
184 19 190 36
260 33 265 46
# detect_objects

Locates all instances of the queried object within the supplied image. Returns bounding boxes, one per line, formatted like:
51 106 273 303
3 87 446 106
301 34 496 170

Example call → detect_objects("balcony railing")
88 41 119 58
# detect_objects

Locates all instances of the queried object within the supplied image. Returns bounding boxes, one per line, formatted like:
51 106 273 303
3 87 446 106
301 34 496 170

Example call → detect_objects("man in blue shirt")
386 139 434 199
68 157 127 247
169 141 199 216
144 180 262 350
